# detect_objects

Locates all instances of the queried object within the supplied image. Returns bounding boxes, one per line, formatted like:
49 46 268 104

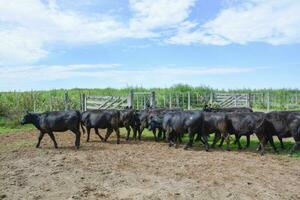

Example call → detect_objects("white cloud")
1 0 300 65
0 0 197 65
168 0 300 45
129 0 196 31
0 0 128 65
0 64 265 90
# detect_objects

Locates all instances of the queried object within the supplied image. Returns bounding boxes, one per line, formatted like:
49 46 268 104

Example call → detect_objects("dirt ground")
0 130 300 200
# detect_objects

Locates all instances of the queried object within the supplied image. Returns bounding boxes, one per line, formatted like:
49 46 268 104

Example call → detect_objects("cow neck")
31 114 42 130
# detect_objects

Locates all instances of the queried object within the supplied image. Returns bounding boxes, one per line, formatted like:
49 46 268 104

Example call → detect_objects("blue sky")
0 0 300 91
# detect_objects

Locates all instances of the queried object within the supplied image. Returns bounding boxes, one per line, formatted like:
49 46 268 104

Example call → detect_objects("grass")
0 125 34 135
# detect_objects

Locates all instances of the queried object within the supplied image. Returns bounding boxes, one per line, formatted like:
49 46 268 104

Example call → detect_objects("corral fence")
2 91 300 115
80 91 300 111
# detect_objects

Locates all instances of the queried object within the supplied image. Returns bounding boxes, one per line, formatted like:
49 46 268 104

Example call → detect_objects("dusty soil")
0 130 300 200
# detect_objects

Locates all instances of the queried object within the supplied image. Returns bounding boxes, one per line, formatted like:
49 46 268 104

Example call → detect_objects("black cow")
81 110 121 144
196 112 231 151
136 108 182 141
219 112 265 149
118 108 139 141
21 110 81 149
150 111 204 149
256 111 300 155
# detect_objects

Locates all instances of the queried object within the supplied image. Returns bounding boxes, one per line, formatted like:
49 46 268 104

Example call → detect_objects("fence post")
143 95 146 109
188 92 191 110
169 94 172 108
247 93 251 108
127 90 134 108
81 94 86 111
33 92 36 112
210 92 213 104
267 92 270 111
80 94 82 110
163 95 166 107
235 94 237 107
49 96 52 111
150 91 156 108
64 92 69 111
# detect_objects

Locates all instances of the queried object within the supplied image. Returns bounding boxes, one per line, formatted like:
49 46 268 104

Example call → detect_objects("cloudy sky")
0 0 300 91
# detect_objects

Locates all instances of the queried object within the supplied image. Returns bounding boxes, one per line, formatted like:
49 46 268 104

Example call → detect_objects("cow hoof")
226 149 231 151
35 145 40 148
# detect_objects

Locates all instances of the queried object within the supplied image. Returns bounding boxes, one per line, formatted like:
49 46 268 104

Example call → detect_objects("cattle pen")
1 87 300 200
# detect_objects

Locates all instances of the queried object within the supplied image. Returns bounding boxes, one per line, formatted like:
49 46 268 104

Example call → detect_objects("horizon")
1 0 300 91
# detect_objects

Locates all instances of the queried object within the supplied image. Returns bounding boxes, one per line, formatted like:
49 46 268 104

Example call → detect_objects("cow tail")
81 122 86 135
77 110 85 135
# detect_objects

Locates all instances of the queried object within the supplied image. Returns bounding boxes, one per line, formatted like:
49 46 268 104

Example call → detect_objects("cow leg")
153 129 158 141
236 135 242 150
71 129 81 149
48 132 58 148
289 141 300 155
125 126 131 141
36 132 45 148
255 132 266 155
162 130 166 141
246 135 251 148
95 129 104 141
259 137 269 156
278 136 284 149
224 132 231 151
268 136 279 154
184 129 195 150
218 137 224 148
86 127 91 142
114 128 121 144
157 129 162 141
138 127 143 141
132 126 137 140
211 132 221 148
168 131 174 147
203 134 209 152
233 134 238 145
104 128 113 142
174 133 180 149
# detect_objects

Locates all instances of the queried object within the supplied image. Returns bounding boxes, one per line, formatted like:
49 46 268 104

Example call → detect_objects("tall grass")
1 84 300 128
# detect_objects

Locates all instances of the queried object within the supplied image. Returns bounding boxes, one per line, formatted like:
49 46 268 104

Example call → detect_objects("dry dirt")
0 130 300 200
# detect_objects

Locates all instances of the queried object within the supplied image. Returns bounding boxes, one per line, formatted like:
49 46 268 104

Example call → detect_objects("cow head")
21 112 35 125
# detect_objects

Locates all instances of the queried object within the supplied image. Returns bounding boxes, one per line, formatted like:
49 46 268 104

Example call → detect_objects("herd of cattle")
20 106 300 155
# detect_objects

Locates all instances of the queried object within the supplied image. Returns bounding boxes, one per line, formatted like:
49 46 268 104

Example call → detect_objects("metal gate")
212 93 250 108
81 91 156 111
81 94 129 111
